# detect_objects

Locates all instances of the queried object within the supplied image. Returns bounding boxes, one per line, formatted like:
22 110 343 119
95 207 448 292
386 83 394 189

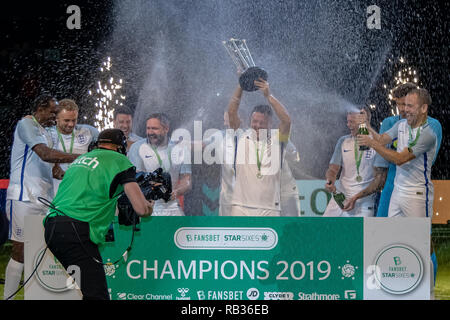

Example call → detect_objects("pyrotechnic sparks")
89 57 125 131
385 57 420 116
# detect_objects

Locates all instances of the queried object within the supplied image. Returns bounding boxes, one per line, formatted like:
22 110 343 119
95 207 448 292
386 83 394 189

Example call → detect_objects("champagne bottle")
333 191 346 209
358 123 370 151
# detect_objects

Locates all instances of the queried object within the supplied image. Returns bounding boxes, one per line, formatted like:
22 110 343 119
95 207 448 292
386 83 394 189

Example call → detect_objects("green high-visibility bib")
46 148 134 244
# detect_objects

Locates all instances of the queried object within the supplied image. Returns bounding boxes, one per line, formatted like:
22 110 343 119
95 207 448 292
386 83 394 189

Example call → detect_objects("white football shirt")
231 129 284 213
7 118 54 202
128 139 191 211
48 124 99 194
385 119 437 198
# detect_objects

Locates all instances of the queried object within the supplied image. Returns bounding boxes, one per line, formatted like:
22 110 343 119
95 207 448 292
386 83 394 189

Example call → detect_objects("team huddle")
3 79 441 299
324 83 441 218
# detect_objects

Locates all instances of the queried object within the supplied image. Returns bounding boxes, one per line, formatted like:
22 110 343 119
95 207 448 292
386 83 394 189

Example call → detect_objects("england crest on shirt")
77 133 87 145
365 149 375 159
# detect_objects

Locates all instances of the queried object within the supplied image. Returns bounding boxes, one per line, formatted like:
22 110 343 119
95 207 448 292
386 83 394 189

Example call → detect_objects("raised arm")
359 109 392 145
227 86 243 130
254 79 291 140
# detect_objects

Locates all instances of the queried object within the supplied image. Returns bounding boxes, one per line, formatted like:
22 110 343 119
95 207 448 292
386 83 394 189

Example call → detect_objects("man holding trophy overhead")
223 38 291 217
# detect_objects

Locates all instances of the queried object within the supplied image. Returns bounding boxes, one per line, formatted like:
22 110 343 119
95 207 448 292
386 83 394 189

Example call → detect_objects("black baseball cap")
97 129 127 155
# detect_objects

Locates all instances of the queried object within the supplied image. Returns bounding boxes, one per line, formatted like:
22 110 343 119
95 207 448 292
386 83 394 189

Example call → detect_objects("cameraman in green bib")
43 129 154 300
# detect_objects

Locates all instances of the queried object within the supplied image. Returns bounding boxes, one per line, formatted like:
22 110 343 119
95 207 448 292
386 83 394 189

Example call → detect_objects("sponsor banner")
363 218 430 299
24 216 82 300
174 227 278 250
103 216 364 300
24 216 430 300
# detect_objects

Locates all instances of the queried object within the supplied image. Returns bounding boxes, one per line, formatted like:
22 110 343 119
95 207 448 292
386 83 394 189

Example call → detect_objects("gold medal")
256 172 263 179
356 175 362 182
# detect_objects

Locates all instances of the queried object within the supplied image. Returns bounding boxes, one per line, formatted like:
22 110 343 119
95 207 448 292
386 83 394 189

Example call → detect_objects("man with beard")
4 95 80 300
127 113 191 216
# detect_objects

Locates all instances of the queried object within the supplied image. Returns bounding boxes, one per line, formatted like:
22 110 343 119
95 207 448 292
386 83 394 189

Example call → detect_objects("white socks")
3 259 24 300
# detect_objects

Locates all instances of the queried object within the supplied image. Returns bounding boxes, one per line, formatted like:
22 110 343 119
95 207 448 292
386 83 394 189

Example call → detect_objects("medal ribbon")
151 145 172 171
56 128 75 154
31 116 40 127
354 138 363 179
408 120 427 148
233 135 238 177
254 140 266 175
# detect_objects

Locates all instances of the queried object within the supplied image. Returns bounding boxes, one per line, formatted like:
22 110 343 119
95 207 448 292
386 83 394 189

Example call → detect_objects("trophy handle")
231 40 251 70
240 40 256 68
222 40 244 71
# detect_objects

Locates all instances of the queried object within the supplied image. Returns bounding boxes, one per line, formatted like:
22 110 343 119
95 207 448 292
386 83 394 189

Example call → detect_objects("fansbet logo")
174 227 278 250
373 244 424 295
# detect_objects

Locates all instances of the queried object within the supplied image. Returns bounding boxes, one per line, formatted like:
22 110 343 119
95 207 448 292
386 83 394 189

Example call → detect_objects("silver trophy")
222 38 268 91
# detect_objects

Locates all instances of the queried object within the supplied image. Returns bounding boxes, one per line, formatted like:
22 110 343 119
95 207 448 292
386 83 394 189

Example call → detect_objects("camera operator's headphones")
89 128 128 155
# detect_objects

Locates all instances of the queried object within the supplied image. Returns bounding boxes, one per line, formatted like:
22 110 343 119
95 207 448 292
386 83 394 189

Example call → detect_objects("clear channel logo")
373 244 424 295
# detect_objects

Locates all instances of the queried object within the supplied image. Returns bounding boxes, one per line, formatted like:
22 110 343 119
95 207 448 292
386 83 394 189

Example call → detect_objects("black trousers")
44 216 109 300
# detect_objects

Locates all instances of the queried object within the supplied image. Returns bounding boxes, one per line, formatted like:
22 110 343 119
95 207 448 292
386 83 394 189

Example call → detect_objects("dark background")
0 0 448 183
